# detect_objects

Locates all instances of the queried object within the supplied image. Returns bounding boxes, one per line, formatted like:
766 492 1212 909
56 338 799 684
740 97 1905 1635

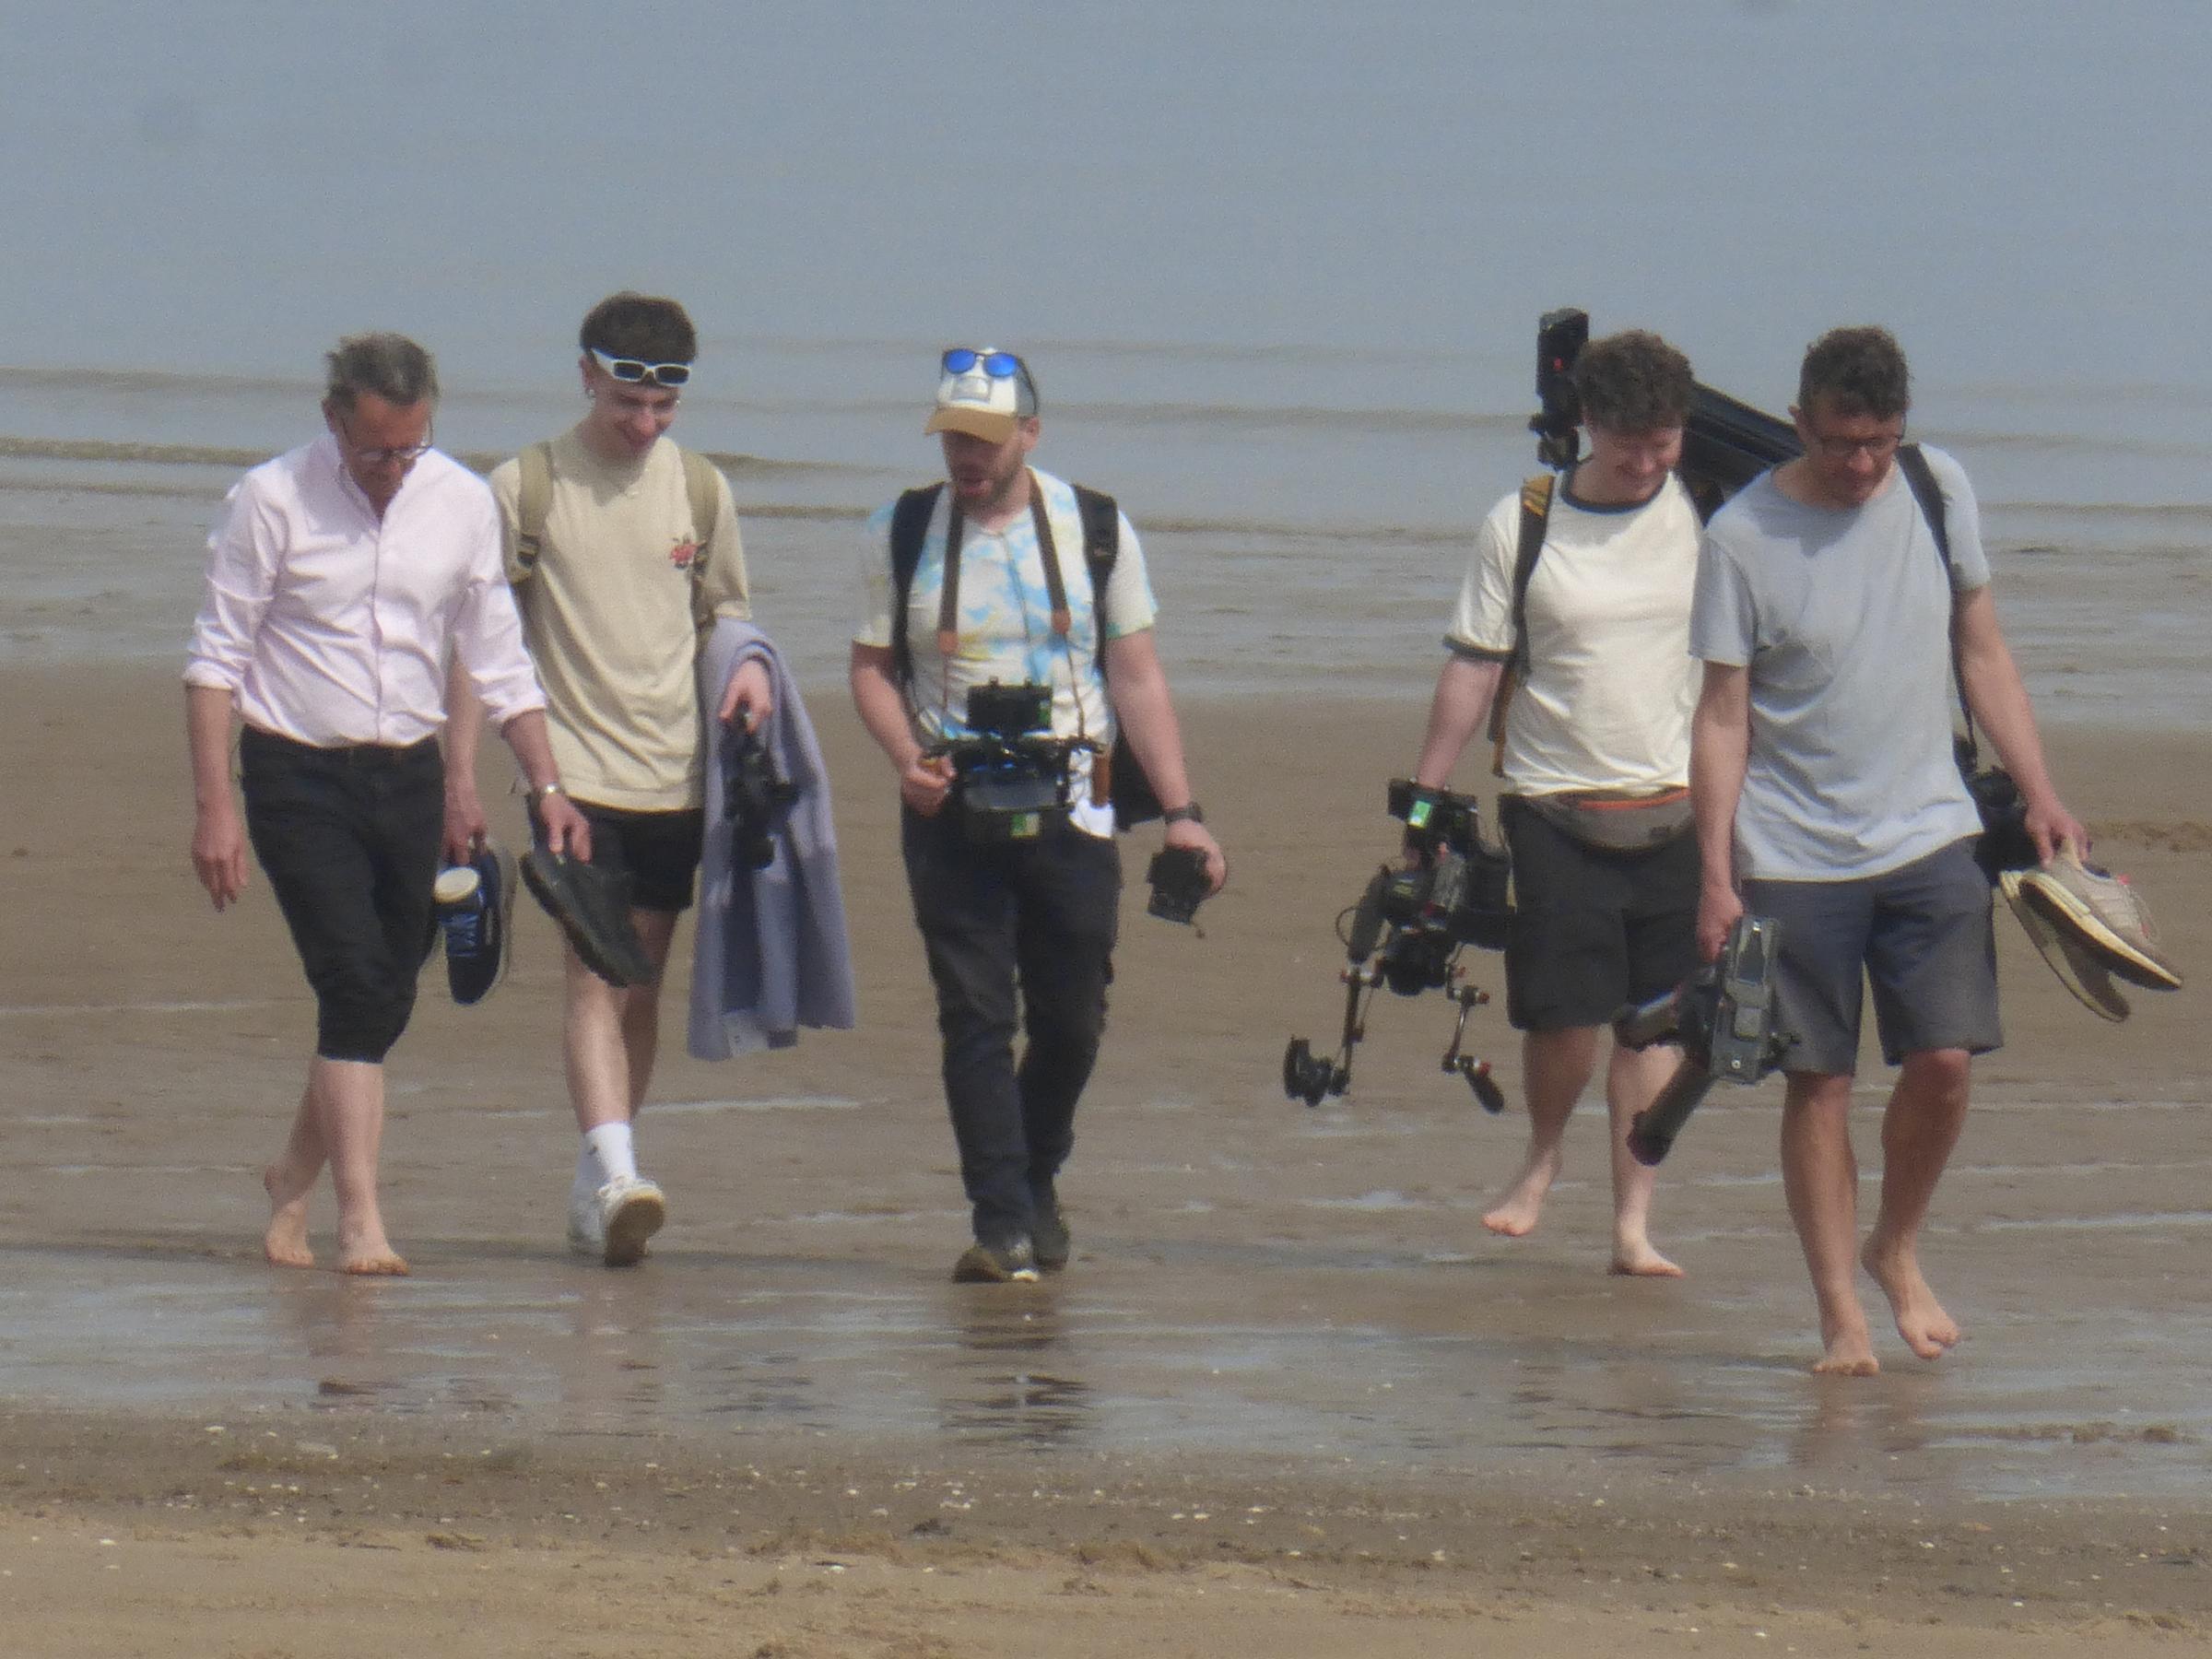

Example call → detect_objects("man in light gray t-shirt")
1688 325 2086 1380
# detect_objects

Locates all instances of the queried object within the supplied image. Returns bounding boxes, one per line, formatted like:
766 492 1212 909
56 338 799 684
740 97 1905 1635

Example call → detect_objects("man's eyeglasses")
590 347 692 388
942 347 1022 379
340 421 434 467
1807 427 1903 462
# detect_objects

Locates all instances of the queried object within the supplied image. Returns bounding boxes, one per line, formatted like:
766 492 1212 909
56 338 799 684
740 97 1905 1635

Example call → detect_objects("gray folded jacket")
688 619 859 1058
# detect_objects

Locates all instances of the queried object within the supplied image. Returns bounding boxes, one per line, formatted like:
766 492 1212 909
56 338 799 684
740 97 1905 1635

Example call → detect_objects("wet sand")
3 661 2209 1653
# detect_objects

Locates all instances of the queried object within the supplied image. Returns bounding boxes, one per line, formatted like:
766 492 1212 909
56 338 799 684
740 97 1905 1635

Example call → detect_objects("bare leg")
1605 1040 1685 1277
311 1056 407 1276
1861 1048 1971 1359
1484 1026 1597 1238
563 909 678 1134
263 1073 326 1268
1780 1070 1876 1375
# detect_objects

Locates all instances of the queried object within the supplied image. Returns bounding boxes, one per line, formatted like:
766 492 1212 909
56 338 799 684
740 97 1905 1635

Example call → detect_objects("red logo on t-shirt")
669 539 700 570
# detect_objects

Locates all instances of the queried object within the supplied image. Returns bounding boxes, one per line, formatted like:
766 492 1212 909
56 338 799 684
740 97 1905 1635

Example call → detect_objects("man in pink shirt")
184 333 589 1277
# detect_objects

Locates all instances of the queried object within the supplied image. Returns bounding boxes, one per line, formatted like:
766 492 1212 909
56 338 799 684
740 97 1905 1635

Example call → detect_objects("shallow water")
3 1134 2206 1508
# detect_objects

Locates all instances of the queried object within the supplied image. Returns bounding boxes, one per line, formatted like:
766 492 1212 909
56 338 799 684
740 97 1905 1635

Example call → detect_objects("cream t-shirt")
1446 473 1700 795
489 427 750 810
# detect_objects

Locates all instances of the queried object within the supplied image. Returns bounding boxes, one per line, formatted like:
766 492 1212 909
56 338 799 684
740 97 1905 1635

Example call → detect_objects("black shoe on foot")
952 1236 1040 1284
1030 1194 1071 1273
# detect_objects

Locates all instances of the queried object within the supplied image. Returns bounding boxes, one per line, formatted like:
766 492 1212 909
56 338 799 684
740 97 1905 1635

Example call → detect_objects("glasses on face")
941 347 1022 379
340 420 433 467
590 347 691 388
1807 426 1903 462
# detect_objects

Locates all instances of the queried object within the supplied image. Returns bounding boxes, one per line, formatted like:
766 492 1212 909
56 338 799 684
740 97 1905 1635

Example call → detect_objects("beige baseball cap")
924 347 1039 442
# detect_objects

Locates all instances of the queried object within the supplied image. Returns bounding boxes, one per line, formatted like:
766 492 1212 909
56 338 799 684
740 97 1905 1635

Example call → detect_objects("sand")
2 660 2208 1655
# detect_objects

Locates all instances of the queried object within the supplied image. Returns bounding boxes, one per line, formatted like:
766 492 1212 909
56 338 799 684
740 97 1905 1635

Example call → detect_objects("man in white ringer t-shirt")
1409 329 1704 1277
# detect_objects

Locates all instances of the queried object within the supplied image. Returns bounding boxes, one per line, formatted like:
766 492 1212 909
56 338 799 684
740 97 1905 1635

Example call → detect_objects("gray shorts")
1743 836 2000 1077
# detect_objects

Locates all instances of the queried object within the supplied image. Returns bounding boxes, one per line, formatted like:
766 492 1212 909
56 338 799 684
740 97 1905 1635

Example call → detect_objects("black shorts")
1499 794 1700 1032
573 801 705 914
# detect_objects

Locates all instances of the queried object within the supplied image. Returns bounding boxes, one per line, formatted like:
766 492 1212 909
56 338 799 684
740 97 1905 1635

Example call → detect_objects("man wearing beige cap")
850 347 1226 1283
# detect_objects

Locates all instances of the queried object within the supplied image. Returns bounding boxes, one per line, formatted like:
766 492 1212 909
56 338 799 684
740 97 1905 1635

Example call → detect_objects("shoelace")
443 900 485 954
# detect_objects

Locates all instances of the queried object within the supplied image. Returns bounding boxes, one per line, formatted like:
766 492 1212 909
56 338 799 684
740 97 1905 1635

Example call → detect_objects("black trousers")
239 727 443 1063
900 807 1121 1246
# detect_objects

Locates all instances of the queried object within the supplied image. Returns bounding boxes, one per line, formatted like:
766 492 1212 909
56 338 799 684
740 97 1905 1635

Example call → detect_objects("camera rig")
1283 781 1512 1113
1611 914 1794 1165
722 714 799 871
926 681 1100 845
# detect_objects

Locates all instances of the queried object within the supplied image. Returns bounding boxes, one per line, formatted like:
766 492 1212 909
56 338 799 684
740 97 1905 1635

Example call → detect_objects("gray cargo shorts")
1743 836 2001 1076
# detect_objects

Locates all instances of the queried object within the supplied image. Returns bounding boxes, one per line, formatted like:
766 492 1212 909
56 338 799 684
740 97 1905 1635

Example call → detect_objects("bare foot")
1482 1147 1562 1237
1810 1308 1881 1376
1863 1238 1959 1359
340 1246 409 1277
262 1161 316 1269
337 1218 408 1277
1609 1240 1685 1278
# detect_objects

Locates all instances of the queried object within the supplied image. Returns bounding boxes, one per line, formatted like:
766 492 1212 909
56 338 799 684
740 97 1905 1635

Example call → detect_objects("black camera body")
722 715 798 872
1146 844 1211 925
1529 307 1590 471
1958 736 2038 882
931 681 1089 845
1613 914 1794 1165
1348 781 1512 995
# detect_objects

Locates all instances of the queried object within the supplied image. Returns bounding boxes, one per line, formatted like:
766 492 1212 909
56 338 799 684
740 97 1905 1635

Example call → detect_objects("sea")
4 0 2209 718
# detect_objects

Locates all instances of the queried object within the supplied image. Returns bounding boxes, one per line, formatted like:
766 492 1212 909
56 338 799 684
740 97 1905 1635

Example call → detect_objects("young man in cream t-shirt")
1409 328 1703 1277
448 292 768 1265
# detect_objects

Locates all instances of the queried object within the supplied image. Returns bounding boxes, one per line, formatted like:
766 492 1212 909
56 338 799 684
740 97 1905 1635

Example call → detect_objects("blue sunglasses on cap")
942 347 1022 378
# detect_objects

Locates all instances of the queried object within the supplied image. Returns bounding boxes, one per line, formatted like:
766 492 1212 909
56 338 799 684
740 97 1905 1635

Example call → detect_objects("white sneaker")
594 1174 666 1267
567 1182 606 1257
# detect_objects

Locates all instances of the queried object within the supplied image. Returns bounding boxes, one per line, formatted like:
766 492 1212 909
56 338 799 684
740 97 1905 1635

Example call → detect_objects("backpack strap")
513 441 555 571
1068 483 1159 827
1895 442 1979 762
678 448 723 553
1484 472 1556 775
886 482 946 690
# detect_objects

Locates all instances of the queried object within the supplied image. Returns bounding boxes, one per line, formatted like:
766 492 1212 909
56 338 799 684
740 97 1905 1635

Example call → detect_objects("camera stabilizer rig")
1284 782 1512 1113
926 681 1101 845
1611 913 1795 1166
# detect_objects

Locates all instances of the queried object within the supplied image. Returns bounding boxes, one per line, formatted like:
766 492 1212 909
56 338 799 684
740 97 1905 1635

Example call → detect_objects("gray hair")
324 332 439 413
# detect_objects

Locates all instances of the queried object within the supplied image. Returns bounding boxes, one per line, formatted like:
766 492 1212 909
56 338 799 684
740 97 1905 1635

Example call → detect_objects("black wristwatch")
1162 802 1205 826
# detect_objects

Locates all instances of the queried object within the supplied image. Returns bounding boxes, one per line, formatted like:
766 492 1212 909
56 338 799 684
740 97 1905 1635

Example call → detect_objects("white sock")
582 1121 638 1187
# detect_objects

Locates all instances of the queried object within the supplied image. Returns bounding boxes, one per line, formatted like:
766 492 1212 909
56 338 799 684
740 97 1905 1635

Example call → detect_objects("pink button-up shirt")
184 435 545 747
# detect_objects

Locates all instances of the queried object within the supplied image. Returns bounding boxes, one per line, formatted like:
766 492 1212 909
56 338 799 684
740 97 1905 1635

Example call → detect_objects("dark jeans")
239 727 444 1063
900 807 1121 1246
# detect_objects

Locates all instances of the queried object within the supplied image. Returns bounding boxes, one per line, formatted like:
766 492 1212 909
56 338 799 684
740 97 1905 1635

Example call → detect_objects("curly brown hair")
1797 325 1911 420
1571 329 1693 432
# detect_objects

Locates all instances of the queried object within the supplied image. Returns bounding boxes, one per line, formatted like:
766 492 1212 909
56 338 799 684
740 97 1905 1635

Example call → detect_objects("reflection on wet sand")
941 1291 1094 1449
2 1226 2205 1505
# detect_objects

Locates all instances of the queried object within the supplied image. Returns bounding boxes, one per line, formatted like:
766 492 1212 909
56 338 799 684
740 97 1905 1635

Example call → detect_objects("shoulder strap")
1072 484 1119 663
1895 442 1978 758
513 441 555 570
678 448 722 550
1895 442 1950 571
1506 472 1556 675
887 482 945 689
1483 473 1556 772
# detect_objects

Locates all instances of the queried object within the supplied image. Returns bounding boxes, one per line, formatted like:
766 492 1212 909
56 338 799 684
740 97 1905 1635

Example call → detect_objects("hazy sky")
6 0 2211 412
